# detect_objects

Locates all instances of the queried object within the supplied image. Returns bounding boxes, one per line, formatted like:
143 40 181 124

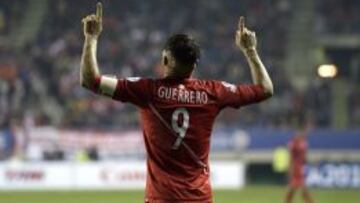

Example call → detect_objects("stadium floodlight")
317 64 338 78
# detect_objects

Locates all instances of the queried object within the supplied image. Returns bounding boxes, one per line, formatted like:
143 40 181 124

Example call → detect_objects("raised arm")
80 2 103 90
79 3 151 105
236 16 274 97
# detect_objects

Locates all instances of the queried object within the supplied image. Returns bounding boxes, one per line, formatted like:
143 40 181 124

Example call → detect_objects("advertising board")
0 161 244 190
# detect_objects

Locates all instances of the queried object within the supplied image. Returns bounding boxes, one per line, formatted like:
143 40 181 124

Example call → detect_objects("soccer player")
284 130 315 203
81 3 273 203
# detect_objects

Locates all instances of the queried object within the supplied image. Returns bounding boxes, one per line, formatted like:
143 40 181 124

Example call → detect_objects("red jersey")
288 136 307 177
94 77 268 202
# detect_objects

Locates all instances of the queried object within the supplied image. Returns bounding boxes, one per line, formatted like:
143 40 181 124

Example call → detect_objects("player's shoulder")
121 77 153 82
152 77 238 93
187 78 219 87
191 79 239 93
152 77 212 86
153 77 223 82
118 77 155 86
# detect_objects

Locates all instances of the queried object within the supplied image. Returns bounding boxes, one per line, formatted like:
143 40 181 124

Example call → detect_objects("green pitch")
0 185 359 203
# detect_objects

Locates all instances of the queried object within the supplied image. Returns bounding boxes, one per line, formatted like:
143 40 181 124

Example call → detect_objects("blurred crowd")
0 0 359 130
315 0 360 34
0 1 25 35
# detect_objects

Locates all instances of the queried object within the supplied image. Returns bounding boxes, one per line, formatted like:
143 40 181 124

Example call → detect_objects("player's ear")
163 56 168 65
164 50 176 67
168 56 176 68
162 50 171 66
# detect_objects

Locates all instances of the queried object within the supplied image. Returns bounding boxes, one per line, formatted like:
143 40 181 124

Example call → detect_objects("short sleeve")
215 81 269 109
112 77 153 107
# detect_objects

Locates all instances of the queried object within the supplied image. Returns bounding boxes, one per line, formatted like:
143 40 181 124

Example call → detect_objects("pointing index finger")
96 2 103 20
239 16 245 33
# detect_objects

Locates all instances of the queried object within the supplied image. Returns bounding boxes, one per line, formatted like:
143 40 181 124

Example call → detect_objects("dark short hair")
164 34 200 67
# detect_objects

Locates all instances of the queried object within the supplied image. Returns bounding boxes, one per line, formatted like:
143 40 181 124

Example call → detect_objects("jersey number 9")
171 108 189 150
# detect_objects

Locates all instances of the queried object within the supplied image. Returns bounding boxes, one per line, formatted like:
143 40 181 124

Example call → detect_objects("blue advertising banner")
306 162 360 188
211 128 360 151
247 129 360 150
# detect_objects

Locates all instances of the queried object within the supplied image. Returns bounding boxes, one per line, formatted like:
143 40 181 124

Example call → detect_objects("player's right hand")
235 16 257 52
82 2 103 38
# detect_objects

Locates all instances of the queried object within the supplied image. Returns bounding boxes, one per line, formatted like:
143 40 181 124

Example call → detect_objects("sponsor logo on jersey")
126 77 141 82
221 81 237 93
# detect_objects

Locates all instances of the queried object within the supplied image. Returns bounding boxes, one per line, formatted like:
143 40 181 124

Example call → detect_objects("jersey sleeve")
91 76 153 107
112 77 153 107
214 81 269 109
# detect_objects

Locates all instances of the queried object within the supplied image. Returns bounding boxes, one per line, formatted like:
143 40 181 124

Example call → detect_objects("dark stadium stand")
0 0 358 129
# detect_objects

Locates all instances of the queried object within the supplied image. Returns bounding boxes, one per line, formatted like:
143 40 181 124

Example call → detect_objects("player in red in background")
81 3 273 203
284 129 315 203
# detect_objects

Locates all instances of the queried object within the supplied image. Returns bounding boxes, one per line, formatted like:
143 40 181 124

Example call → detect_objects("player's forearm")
80 36 101 89
243 48 274 97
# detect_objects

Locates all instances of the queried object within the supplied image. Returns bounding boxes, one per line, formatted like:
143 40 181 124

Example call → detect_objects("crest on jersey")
126 77 141 82
221 81 237 93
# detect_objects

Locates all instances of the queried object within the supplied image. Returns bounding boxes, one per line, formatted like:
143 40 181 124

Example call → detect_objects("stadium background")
0 0 359 202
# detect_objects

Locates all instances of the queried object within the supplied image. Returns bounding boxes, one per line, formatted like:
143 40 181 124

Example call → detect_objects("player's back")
95 76 268 202
136 77 268 202
141 78 219 202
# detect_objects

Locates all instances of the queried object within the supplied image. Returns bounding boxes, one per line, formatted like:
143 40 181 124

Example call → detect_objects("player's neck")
163 71 191 80
163 65 193 79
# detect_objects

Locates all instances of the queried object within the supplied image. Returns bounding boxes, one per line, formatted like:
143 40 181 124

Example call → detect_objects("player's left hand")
82 2 103 38
235 16 257 52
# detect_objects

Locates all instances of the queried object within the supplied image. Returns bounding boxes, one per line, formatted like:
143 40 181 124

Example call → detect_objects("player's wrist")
244 47 256 53
85 34 99 41
243 47 257 57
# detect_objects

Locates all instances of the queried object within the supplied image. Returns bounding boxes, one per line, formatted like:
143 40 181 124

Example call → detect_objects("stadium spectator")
0 0 358 129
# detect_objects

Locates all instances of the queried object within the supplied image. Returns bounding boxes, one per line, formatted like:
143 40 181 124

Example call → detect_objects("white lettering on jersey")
100 76 118 96
157 86 208 105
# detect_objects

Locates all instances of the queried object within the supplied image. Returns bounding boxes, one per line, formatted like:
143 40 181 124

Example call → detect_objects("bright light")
317 64 338 78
